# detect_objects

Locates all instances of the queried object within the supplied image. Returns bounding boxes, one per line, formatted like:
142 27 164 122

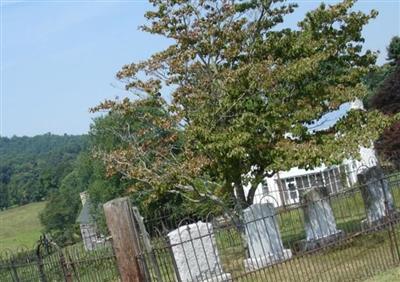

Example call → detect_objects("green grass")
144 225 400 282
0 202 46 252
365 267 400 281
2 173 400 281
233 230 399 281
142 174 400 281
0 241 120 282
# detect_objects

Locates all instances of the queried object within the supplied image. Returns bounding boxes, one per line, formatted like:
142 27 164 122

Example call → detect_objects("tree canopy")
92 0 392 207
369 37 400 168
387 36 400 63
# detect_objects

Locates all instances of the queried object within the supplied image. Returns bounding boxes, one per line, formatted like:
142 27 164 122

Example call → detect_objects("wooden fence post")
58 251 72 282
103 197 145 282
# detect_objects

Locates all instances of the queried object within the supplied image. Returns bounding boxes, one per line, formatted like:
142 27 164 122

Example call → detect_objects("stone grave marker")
243 203 292 271
167 221 231 282
300 186 342 250
357 166 395 228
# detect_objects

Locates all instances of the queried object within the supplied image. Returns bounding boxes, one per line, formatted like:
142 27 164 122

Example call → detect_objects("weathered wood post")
58 251 72 282
103 197 145 282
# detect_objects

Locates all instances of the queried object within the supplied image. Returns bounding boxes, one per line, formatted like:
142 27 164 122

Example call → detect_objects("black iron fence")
134 168 400 282
0 236 119 282
3 166 400 282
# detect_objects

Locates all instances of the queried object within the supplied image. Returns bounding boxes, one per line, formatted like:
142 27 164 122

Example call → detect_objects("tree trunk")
246 168 266 206
233 176 247 207
246 183 258 206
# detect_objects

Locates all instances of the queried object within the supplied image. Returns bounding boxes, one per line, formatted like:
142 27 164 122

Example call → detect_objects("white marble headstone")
243 203 292 271
167 221 231 282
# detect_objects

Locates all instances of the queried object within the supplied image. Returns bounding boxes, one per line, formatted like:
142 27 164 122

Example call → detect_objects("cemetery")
2 168 400 281
126 169 400 282
2 0 399 280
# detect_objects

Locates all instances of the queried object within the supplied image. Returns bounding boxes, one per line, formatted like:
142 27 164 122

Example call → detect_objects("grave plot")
242 203 292 271
357 167 396 229
298 186 343 251
167 221 231 282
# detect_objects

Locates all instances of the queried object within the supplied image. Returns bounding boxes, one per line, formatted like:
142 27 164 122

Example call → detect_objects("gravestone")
357 166 395 228
167 221 231 282
300 186 342 250
243 203 292 271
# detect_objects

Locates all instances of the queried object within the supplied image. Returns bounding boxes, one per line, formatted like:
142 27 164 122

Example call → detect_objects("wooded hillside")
0 134 87 209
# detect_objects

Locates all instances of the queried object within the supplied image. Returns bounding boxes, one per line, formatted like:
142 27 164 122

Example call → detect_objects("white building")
245 146 378 207
245 100 378 207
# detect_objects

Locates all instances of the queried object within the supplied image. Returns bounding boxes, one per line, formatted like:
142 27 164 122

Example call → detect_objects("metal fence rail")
2 169 400 281
0 238 120 282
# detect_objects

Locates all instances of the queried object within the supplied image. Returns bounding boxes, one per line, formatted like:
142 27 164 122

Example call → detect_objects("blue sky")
1 0 399 137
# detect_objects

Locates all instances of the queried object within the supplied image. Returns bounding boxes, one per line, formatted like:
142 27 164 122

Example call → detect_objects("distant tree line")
0 134 86 209
0 119 187 245
40 108 189 245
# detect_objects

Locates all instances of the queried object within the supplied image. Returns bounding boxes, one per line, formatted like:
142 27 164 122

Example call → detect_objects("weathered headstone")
167 221 231 282
243 203 292 271
357 166 395 228
300 186 342 250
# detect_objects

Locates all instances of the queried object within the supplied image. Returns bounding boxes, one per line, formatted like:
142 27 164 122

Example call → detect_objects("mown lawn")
0 240 120 282
144 173 400 281
365 267 400 281
144 225 400 282
0 202 46 252
2 173 400 281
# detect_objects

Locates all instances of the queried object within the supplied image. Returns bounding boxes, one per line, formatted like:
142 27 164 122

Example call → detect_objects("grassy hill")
0 202 46 252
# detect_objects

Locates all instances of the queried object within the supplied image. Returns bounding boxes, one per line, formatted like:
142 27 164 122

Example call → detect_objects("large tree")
95 0 391 207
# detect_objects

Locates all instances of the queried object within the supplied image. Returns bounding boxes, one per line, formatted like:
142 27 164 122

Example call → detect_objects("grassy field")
366 267 400 281
0 201 46 252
